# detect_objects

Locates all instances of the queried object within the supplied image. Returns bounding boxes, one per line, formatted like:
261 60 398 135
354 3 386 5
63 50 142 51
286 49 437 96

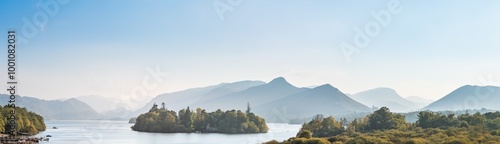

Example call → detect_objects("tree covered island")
1 106 46 135
131 103 268 134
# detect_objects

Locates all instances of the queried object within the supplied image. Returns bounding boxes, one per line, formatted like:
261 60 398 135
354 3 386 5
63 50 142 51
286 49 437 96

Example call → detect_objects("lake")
35 120 301 144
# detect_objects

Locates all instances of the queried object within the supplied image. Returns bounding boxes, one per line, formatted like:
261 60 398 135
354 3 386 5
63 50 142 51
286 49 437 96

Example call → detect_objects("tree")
0 111 5 133
485 111 500 120
346 119 357 134
340 117 349 127
313 114 324 122
246 102 251 114
149 103 158 112
416 111 437 128
458 112 486 127
297 130 312 138
193 108 206 131
416 111 458 129
182 107 193 131
316 116 344 137
365 107 406 131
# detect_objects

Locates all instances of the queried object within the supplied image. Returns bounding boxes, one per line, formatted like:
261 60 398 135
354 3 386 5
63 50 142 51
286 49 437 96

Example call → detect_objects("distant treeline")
131 103 268 134
404 108 498 123
266 107 500 144
1 106 46 135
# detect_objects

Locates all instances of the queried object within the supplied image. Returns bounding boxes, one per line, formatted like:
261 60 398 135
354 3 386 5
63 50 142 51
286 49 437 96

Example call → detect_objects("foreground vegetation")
132 103 268 133
265 107 500 144
0 106 46 135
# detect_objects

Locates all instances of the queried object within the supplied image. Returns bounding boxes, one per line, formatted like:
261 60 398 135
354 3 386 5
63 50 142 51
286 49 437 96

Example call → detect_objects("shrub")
346 135 390 144
298 130 313 139
404 138 429 144
491 130 498 136
263 140 281 144
443 138 469 144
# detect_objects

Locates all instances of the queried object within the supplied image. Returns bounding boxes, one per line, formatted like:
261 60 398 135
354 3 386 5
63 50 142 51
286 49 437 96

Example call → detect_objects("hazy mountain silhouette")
101 106 133 120
200 80 266 101
198 77 309 111
405 96 435 107
0 94 100 120
423 85 500 111
76 95 116 113
254 84 371 122
351 87 420 112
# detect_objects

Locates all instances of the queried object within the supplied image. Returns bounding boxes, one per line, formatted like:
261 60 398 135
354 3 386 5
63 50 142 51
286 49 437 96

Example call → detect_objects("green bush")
345 135 390 144
491 130 498 136
298 130 313 139
263 140 281 144
289 138 330 144
404 138 429 144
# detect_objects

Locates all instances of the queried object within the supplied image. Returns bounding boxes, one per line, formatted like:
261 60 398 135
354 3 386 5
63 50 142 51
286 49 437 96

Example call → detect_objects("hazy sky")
1 0 500 101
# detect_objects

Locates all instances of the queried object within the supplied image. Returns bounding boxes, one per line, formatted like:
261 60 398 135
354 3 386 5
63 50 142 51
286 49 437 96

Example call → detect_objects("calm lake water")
35 120 301 144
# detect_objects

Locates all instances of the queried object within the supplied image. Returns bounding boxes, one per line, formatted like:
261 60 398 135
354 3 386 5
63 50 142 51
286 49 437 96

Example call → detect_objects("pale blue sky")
1 0 500 101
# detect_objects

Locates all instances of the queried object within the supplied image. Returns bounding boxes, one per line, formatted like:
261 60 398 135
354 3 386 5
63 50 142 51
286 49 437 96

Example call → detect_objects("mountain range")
0 94 100 120
131 80 266 117
6 78 500 122
131 77 371 122
76 95 116 113
198 77 310 111
423 85 500 111
128 79 500 122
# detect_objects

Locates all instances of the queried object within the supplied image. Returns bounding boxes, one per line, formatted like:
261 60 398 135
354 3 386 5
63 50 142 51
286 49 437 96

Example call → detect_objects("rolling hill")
197 77 310 111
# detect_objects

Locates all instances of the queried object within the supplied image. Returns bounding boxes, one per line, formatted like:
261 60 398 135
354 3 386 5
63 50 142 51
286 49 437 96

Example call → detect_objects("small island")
131 102 268 134
0 106 46 135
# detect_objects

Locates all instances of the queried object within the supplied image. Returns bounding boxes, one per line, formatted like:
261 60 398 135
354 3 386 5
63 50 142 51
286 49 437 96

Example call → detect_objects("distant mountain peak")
316 84 333 88
253 83 371 120
423 85 500 111
268 77 288 85
314 84 338 91
373 87 397 93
